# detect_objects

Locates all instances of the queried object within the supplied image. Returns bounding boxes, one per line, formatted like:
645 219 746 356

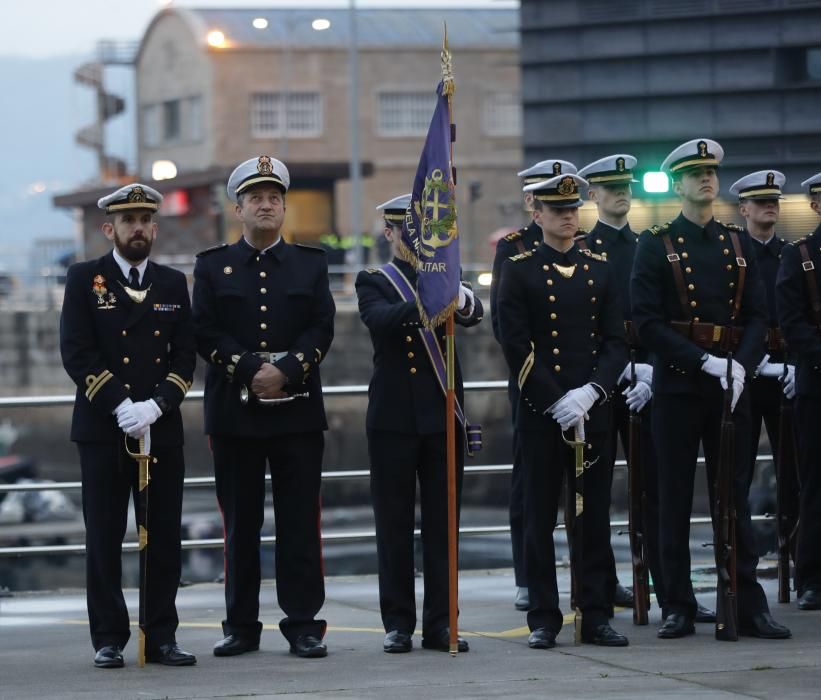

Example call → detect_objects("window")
808 48 821 80
377 92 434 137
183 95 203 142
482 93 522 137
251 92 323 138
142 104 161 147
163 100 181 142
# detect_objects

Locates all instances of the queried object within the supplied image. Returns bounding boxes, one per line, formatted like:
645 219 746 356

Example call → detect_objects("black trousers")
507 380 526 587
611 390 667 608
748 376 784 492
794 395 821 594
77 441 184 652
211 432 326 644
521 421 614 634
368 429 464 636
652 380 768 621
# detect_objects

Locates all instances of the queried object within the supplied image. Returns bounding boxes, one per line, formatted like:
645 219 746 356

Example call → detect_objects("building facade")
520 0 821 235
56 7 523 265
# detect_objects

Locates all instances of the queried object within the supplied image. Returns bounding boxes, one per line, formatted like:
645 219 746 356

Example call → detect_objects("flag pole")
441 22 459 658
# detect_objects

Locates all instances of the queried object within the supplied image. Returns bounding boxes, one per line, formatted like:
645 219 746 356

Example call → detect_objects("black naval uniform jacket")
744 230 789 364
490 221 542 342
192 239 335 437
777 224 821 397
631 214 768 391
355 258 483 435
497 242 627 434
60 251 196 445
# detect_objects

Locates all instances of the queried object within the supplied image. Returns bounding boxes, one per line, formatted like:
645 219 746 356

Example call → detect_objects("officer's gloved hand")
118 399 162 439
756 353 785 379
113 398 133 422
617 362 653 386
702 355 745 386
729 376 745 413
782 365 796 400
623 380 652 412
457 284 474 316
549 384 599 432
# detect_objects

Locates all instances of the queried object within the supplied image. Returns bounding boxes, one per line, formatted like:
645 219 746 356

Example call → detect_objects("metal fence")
0 380 775 558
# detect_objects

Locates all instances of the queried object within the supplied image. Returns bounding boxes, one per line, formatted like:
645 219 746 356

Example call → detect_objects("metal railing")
0 380 776 558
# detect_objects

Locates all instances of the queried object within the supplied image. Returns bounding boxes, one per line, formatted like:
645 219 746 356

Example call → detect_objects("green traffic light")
643 171 669 194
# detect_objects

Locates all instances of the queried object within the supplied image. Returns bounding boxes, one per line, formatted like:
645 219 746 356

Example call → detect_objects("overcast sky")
4 0 518 58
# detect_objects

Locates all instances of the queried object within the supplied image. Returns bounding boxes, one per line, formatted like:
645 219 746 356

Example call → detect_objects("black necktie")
129 268 140 289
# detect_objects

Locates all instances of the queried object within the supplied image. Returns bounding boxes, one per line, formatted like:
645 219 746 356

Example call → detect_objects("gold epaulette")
789 236 808 246
365 267 379 274
717 220 744 232
504 230 523 242
649 221 672 236
580 248 606 262
196 243 228 257
509 250 533 262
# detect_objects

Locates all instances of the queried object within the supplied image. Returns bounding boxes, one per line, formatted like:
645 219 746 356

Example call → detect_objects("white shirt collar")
243 235 281 254
750 233 775 246
112 248 148 285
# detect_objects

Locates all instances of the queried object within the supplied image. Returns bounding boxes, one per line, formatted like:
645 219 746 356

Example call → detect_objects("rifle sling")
799 242 821 328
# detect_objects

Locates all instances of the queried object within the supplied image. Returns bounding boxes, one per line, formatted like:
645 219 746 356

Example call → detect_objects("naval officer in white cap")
632 140 791 641
60 183 197 667
192 156 334 659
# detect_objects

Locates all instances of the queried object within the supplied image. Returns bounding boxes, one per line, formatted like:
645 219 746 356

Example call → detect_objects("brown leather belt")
670 321 743 352
765 327 785 353
624 320 640 347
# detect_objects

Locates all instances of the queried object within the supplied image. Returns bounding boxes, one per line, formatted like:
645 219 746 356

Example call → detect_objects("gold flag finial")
441 22 455 96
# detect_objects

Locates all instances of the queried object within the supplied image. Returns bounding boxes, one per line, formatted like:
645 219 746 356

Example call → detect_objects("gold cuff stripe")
166 373 190 396
669 157 720 173
518 350 535 390
85 371 113 401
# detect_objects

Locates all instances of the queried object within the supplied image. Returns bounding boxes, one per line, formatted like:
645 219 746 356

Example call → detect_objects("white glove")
117 399 162 438
548 384 599 432
623 380 652 412
756 353 785 379
457 284 474 316
782 365 796 400
702 354 744 388
617 362 653 386
113 398 133 421
729 377 745 413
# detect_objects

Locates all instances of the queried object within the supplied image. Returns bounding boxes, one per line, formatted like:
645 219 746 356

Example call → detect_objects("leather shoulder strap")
576 237 590 252
799 242 821 327
661 233 692 320
514 238 527 254
727 230 747 323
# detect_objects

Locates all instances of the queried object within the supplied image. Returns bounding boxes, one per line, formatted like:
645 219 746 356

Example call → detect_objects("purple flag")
403 80 460 329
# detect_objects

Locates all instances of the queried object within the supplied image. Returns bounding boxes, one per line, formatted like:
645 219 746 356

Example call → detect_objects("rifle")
713 354 738 641
776 363 800 603
562 423 598 645
125 430 151 667
627 350 650 625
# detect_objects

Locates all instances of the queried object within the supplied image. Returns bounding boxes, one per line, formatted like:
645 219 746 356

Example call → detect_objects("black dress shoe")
695 603 716 623
421 628 469 652
658 613 695 639
582 623 629 647
527 627 556 649
213 634 259 657
383 630 413 653
94 645 124 669
739 612 791 639
614 582 634 608
290 634 328 658
514 586 530 611
146 642 197 666
798 588 821 611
